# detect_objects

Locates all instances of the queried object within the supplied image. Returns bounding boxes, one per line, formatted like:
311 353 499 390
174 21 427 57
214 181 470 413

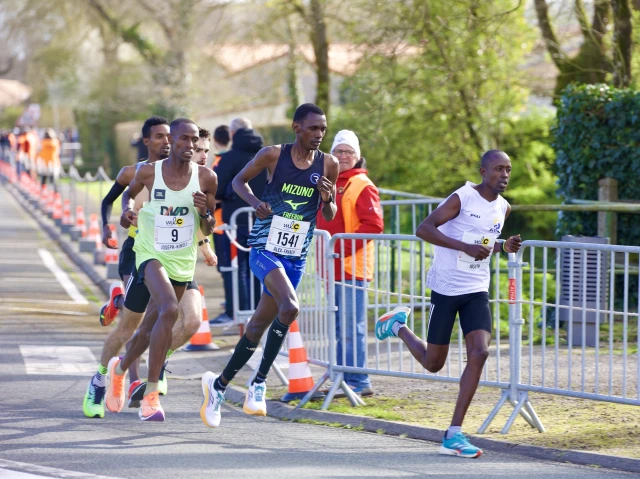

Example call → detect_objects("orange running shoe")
105 357 126 413
139 391 165 422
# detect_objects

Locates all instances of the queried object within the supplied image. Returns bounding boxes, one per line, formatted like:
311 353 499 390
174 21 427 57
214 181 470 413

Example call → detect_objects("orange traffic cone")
39 185 49 209
280 319 321 402
76 206 86 237
184 286 218 351
52 193 62 225
105 224 120 279
80 213 101 254
61 199 74 233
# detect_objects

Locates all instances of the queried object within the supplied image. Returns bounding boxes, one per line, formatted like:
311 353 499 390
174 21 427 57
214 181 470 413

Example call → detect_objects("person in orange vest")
24 128 39 179
316 130 384 397
38 129 61 191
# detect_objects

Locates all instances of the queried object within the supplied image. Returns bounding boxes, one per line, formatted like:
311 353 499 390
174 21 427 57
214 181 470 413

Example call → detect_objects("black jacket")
215 128 266 225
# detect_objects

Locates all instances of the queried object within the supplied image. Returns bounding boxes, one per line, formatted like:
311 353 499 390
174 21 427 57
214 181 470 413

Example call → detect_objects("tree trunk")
309 0 330 115
612 0 633 87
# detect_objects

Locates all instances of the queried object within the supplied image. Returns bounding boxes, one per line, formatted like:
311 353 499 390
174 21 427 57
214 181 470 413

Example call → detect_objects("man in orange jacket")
317 130 384 396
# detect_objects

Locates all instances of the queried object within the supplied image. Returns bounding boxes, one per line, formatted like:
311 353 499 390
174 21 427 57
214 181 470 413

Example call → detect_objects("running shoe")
139 391 165 422
99 282 124 326
82 375 106 418
128 380 146 408
209 312 233 325
375 306 411 341
439 432 483 458
105 357 126 413
158 361 169 396
243 381 267 416
200 372 225 428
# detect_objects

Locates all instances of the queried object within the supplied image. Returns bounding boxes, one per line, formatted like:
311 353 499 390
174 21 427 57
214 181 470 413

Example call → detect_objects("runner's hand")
193 191 208 216
463 244 492 261
102 224 116 249
255 201 272 220
202 247 218 266
504 234 522 253
317 175 332 202
120 209 137 228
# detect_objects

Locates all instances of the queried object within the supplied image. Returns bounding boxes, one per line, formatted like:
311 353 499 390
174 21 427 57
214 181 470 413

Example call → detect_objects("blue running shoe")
375 306 411 340
439 432 483 458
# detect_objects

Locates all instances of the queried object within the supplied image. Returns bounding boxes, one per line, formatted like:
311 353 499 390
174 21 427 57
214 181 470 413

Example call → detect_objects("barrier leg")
477 389 509 434
508 396 535 428
321 372 345 410
501 391 544 434
523 393 545 433
297 371 330 408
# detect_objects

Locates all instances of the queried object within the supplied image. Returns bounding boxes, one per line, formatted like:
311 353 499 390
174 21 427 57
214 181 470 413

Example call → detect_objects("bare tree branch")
533 0 565 71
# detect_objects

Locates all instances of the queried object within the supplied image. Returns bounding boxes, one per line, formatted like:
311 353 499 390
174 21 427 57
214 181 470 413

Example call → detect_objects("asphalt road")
0 183 635 479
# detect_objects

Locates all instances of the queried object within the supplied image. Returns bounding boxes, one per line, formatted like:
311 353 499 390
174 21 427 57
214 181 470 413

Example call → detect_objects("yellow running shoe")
139 391 165 422
105 357 126 413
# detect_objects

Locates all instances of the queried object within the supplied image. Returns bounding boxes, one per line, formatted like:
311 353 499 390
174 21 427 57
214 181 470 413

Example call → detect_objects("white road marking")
19 346 97 376
0 260 44 265
5 307 89 316
37 249 88 305
0 459 122 479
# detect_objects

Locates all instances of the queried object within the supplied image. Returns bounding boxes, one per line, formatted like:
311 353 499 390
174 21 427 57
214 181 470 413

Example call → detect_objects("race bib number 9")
456 232 496 271
265 215 310 257
154 213 194 252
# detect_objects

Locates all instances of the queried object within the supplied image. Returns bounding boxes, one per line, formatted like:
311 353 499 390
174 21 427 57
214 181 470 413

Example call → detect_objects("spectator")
210 125 233 323
211 117 265 323
38 129 61 191
316 130 384 397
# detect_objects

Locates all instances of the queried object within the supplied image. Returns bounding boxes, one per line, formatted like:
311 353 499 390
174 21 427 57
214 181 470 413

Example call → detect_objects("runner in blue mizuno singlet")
199 104 340 427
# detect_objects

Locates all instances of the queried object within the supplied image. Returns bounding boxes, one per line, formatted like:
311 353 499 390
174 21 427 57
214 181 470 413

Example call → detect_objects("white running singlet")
426 181 509 296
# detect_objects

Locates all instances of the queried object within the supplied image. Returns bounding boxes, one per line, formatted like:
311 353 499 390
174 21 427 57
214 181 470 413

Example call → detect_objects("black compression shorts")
427 290 492 345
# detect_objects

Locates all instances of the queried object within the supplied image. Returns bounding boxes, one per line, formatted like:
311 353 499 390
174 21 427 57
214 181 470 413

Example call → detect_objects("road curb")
7 183 111 297
7 182 640 475
222 379 640 473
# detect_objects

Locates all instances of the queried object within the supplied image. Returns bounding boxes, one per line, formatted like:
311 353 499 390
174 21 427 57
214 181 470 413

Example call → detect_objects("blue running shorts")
249 248 306 297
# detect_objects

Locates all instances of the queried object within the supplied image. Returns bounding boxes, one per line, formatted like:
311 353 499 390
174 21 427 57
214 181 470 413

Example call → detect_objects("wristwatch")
198 209 212 219
322 194 333 204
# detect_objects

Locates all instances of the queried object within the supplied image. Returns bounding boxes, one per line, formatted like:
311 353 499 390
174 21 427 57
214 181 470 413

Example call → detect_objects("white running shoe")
200 371 225 428
243 381 267 416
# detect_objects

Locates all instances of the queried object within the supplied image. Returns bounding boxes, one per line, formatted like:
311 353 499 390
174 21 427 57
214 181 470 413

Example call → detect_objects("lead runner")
200 103 339 427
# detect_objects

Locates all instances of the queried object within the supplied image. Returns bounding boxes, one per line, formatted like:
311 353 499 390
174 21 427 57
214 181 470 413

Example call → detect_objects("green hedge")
553 83 639 243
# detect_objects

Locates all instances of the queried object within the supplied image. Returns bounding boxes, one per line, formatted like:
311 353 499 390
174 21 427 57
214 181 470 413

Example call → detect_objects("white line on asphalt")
5 307 89 316
0 459 122 479
0 298 87 305
19 346 97 376
37 249 88 304
0 260 44 265
2 277 55 282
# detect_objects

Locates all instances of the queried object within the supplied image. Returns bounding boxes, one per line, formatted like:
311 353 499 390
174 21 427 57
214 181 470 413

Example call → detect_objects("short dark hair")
142 116 169 139
481 149 510 168
170 118 197 135
199 127 212 140
293 103 325 123
214 125 230 146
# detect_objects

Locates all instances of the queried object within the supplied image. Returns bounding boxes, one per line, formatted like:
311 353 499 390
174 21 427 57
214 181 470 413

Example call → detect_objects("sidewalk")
4 178 640 475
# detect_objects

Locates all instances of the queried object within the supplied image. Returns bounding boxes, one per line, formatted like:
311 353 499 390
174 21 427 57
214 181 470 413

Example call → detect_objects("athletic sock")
213 376 226 393
221 334 259 384
115 362 125 376
165 349 175 359
98 365 108 375
94 369 106 387
446 426 462 439
252 372 267 385
258 318 290 378
145 382 159 396
392 322 406 336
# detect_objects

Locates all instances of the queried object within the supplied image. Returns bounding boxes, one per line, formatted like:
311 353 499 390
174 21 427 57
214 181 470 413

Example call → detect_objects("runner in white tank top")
375 150 522 458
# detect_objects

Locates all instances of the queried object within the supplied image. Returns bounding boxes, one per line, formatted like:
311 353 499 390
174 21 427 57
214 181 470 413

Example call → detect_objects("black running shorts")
123 258 199 313
426 290 492 345
118 236 136 280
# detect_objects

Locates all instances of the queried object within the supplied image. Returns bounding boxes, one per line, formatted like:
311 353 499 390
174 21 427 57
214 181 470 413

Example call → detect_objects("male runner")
200 103 339 428
375 150 522 458
83 117 170 419
105 118 217 422
118 126 219 408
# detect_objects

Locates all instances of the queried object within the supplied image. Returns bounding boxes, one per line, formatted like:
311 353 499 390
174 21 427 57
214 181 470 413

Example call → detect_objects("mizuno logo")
284 199 308 210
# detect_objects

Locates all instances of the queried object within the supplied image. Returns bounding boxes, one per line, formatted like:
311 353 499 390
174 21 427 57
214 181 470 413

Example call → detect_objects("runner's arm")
232 146 279 210
319 153 339 221
101 166 131 228
415 194 490 260
120 164 152 228
194 167 218 236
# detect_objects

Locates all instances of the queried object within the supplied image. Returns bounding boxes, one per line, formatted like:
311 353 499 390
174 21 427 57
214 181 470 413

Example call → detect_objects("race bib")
456 232 496 271
154 213 194 252
265 215 310 257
